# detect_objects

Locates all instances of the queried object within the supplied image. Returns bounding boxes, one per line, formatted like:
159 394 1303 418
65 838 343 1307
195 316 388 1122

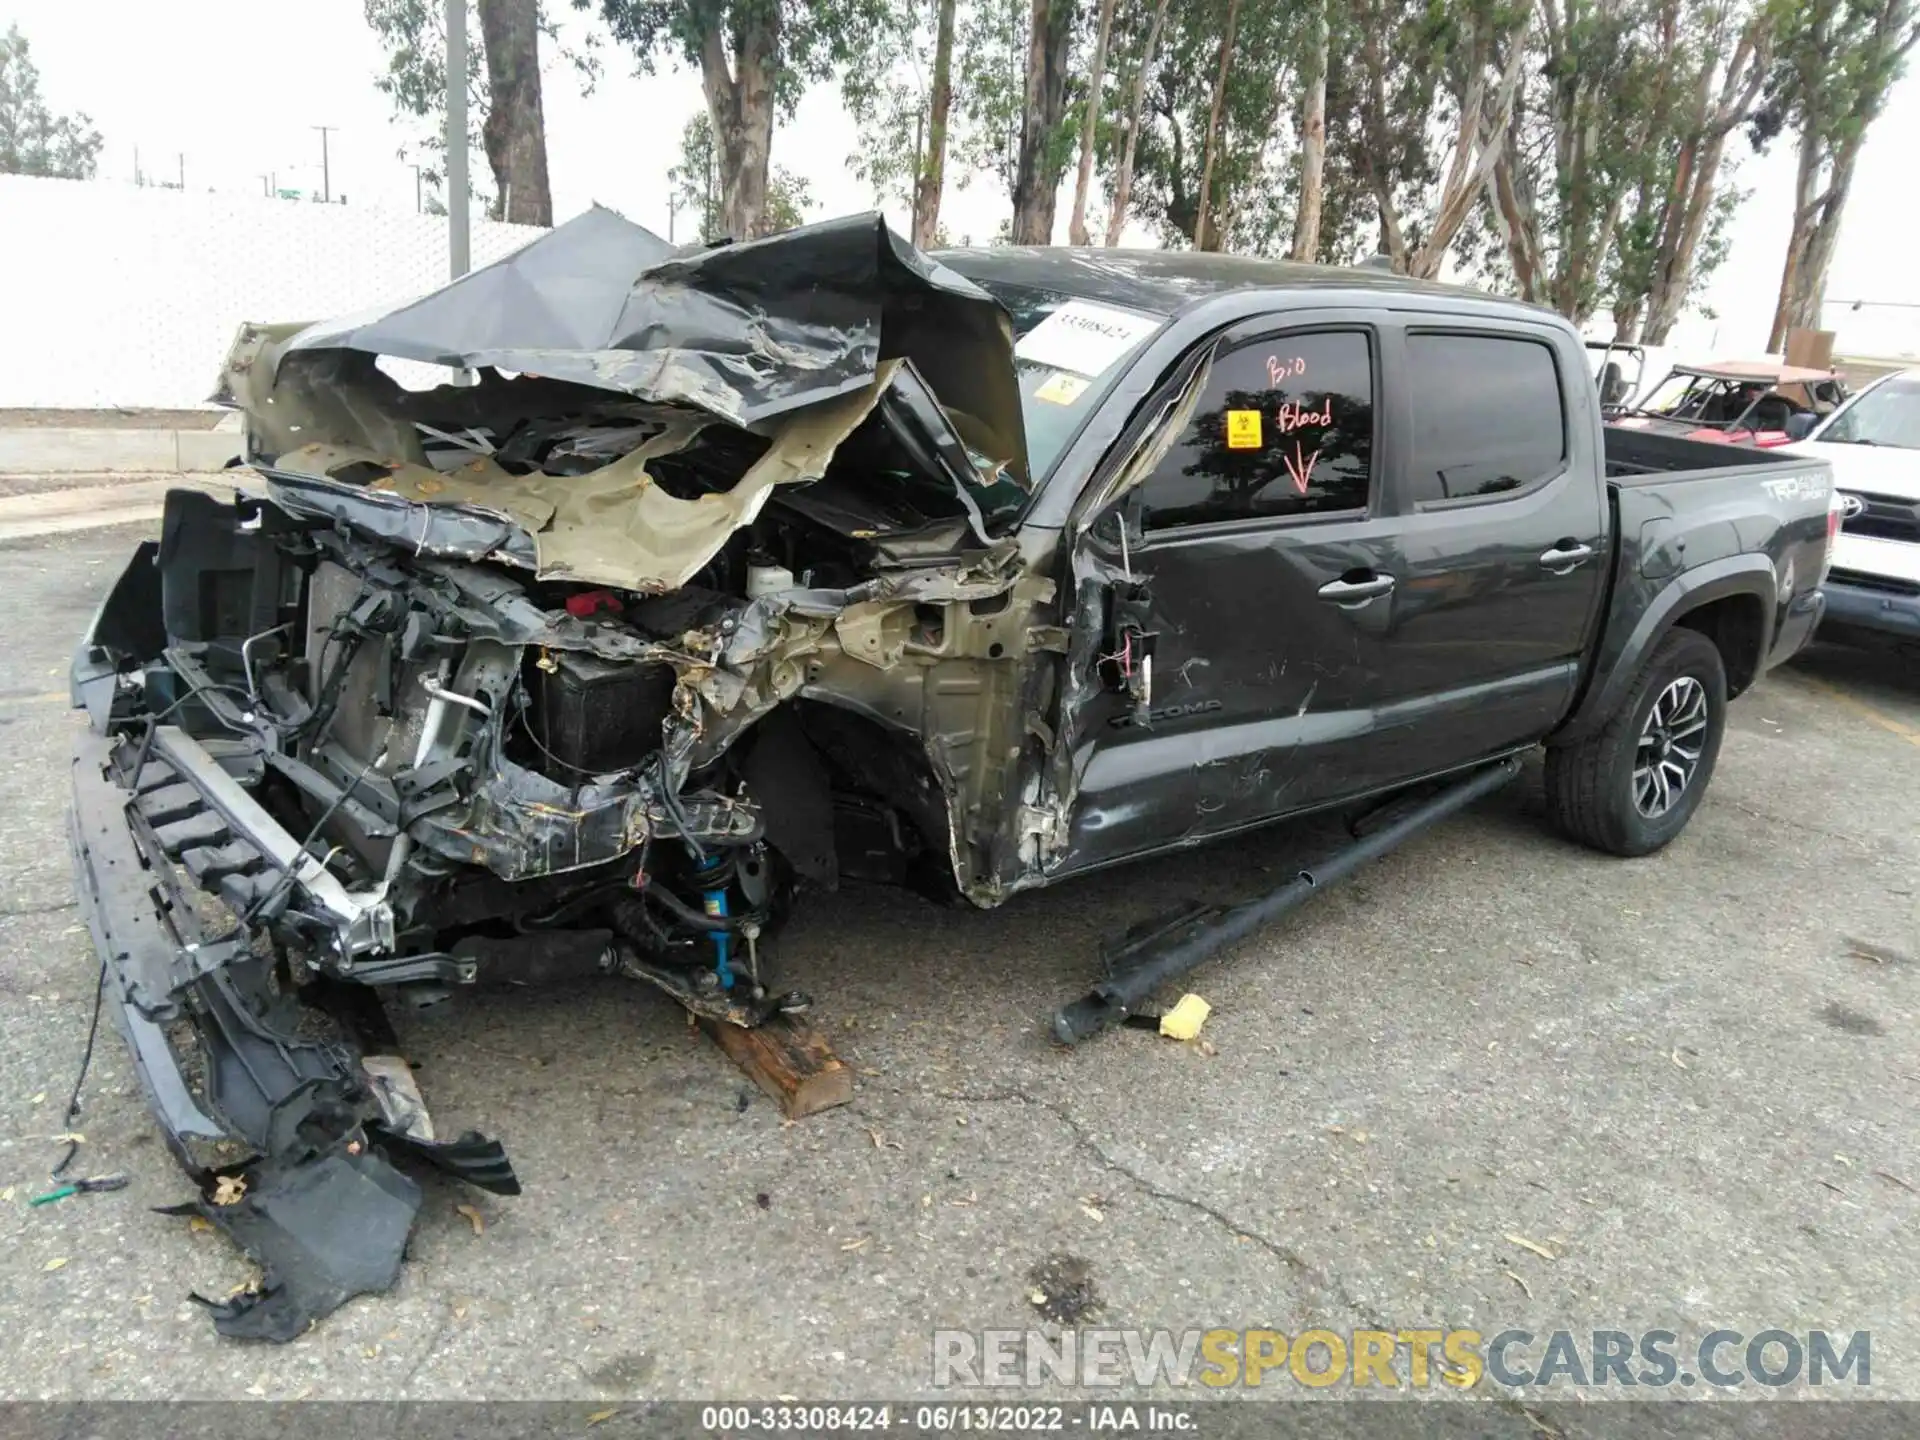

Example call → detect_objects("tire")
1544 627 1728 857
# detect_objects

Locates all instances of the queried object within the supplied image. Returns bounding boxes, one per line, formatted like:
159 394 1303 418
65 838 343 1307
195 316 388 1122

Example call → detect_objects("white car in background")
1789 367 1920 647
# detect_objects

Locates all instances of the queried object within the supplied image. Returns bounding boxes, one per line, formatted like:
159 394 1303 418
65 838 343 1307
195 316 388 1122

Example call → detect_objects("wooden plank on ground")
702 1012 853 1119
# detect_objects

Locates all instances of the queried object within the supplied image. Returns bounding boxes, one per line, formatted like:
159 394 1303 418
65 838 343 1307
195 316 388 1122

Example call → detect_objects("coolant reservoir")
746 562 795 599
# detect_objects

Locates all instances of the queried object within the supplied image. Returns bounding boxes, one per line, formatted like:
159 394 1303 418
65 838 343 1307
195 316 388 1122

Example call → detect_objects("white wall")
0 175 546 410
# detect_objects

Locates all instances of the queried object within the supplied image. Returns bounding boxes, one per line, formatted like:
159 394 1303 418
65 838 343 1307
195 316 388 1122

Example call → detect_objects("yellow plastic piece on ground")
1158 993 1211 1041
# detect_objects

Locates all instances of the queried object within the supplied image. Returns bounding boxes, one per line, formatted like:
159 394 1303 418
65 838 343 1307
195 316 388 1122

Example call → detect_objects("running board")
1051 756 1523 1045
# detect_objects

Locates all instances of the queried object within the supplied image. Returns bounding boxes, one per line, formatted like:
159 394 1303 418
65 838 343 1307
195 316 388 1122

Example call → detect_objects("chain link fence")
0 174 545 411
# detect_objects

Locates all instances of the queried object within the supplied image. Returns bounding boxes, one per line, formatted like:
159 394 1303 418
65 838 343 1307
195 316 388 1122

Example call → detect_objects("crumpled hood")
277 206 1029 487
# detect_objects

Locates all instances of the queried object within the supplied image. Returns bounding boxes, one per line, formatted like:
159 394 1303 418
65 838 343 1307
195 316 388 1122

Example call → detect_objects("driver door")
1051 312 1606 878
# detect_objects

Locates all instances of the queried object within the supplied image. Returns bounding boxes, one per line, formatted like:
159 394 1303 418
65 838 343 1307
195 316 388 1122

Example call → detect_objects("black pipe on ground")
1050 755 1524 1045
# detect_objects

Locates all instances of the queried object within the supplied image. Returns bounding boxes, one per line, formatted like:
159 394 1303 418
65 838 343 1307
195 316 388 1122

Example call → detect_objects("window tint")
1137 330 1374 529
1405 334 1566 502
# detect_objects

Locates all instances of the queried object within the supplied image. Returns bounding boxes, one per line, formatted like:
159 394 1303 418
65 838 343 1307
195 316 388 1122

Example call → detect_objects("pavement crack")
0 898 78 918
398 1309 454 1395
908 1083 1366 1314
890 1081 1564 1429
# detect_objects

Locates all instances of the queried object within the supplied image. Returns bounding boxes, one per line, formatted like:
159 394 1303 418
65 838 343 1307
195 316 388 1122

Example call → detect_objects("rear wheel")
1544 627 1728 856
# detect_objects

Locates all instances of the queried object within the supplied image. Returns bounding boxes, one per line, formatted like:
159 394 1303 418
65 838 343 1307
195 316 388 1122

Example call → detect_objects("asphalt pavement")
0 521 1914 1421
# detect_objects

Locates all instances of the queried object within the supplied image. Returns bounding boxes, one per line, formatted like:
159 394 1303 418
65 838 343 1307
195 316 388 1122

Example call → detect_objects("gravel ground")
0 523 1913 1426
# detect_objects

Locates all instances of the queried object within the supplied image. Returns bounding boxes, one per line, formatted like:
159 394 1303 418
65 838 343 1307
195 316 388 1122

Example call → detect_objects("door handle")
1316 574 1395 607
1539 542 1595 573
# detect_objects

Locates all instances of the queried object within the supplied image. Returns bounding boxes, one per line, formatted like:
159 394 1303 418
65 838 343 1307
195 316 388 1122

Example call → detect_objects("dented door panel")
1060 516 1402 868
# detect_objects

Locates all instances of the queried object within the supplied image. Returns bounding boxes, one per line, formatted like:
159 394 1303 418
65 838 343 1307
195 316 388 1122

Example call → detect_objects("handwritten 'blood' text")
1276 399 1332 433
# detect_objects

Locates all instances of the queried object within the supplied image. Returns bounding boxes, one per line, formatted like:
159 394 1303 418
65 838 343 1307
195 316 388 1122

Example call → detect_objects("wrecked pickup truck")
69 210 1836 1339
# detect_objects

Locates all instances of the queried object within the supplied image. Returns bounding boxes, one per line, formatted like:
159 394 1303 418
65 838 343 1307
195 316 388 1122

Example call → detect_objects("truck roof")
935 245 1536 320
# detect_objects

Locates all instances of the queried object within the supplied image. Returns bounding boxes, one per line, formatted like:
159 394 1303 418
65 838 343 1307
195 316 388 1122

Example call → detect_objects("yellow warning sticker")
1033 371 1091 406
1226 409 1264 449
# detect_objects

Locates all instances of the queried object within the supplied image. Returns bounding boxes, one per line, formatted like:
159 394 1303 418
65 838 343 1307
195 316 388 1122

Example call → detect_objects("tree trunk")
1411 28 1525 279
698 11 778 241
1104 0 1170 246
1357 21 1409 270
1011 0 1075 244
1192 0 1242 251
1613 295 1645 343
1640 126 1732 342
912 0 958 248
1767 125 1825 351
1788 192 1847 336
1069 0 1118 245
1489 143 1547 301
1289 0 1328 262
476 0 552 225
1771 135 1859 348
1642 18 1767 344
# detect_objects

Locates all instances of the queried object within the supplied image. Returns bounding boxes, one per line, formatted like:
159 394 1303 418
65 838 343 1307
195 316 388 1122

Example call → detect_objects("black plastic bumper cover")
68 727 517 1341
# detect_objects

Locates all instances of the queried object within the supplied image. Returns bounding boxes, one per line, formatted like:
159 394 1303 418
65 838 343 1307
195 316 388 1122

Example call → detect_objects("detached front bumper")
69 722 517 1341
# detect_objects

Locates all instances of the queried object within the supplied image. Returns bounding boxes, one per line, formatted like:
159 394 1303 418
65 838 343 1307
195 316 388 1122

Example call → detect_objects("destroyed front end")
66 211 1072 1338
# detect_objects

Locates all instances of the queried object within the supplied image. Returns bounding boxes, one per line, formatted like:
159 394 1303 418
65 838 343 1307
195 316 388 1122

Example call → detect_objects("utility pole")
411 163 424 214
313 126 336 203
177 154 185 190
445 0 470 278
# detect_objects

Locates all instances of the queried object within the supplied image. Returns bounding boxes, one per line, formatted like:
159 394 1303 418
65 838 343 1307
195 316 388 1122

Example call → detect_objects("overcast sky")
9 0 1918 355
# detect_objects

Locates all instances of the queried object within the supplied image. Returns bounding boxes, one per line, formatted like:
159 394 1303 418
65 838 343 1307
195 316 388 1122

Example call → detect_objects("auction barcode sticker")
1013 300 1162 379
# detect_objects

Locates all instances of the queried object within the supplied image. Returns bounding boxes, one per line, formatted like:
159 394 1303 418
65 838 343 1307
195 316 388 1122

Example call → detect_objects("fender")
1554 553 1778 743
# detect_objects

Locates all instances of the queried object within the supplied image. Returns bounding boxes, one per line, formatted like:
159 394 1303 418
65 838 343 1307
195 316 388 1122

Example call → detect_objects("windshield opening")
966 280 1169 480
1821 377 1920 450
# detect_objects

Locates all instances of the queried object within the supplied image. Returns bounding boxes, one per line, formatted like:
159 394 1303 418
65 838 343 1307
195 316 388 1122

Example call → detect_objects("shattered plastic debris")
1158 993 1211 1041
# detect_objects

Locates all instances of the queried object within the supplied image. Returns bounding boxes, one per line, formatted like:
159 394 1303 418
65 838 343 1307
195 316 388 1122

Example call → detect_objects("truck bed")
1604 424 1815 482
1561 424 1834 741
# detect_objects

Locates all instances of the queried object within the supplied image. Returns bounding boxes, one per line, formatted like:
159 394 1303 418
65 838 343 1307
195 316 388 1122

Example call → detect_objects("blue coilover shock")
693 850 735 989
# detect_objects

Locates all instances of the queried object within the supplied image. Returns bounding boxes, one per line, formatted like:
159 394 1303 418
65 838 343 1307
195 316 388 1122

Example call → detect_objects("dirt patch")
1819 1001 1886 1036
1026 1253 1102 1324
0 408 225 430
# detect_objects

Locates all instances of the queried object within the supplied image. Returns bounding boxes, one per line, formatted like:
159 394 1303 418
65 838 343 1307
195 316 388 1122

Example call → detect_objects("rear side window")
1405 334 1566 503
1137 330 1374 529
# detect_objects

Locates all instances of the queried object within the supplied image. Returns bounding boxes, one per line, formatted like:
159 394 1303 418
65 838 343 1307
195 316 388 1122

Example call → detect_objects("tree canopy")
354 0 1914 343
0 25 104 180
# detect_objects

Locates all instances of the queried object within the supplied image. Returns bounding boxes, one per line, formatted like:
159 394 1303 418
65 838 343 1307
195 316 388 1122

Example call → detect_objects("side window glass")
1405 334 1566 503
1137 330 1374 530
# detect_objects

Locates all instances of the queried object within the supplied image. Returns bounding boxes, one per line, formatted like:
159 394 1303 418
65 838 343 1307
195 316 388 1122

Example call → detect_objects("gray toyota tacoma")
67 211 1836 1338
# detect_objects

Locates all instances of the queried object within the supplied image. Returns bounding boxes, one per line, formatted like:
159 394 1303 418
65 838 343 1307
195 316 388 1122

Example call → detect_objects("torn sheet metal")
267 364 897 595
281 208 1030 489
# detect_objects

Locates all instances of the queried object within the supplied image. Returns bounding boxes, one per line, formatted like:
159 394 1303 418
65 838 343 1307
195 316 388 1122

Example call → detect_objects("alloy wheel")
1633 675 1709 818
